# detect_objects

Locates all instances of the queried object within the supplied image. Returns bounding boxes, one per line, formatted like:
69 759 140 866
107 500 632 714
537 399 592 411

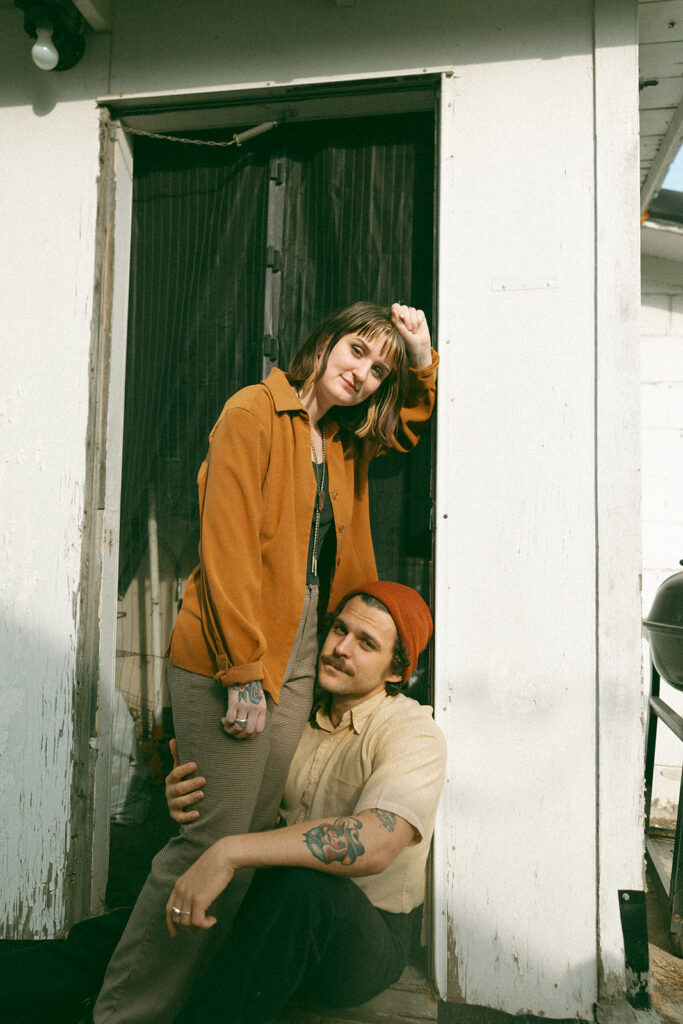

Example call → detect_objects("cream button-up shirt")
279 690 446 914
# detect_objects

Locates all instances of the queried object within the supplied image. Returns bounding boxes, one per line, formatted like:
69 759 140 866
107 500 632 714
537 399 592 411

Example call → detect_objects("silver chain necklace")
311 430 326 577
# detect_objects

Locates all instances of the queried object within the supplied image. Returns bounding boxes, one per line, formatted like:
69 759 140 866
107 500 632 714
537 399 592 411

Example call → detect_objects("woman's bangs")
357 318 404 371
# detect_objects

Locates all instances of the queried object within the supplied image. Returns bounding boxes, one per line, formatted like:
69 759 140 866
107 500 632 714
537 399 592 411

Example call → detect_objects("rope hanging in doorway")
117 120 279 148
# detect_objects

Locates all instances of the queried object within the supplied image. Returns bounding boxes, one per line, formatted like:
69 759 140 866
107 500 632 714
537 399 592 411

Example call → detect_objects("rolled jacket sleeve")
197 406 270 687
389 348 439 454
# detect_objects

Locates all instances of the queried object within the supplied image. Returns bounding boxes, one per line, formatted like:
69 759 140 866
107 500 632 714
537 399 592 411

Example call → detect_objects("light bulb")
31 26 59 71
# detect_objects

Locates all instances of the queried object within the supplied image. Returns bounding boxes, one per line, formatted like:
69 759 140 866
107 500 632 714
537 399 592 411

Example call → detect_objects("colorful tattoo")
237 681 264 705
370 808 397 832
303 816 365 865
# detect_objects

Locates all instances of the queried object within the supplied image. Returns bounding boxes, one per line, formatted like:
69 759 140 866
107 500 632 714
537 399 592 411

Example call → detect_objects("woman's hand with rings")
166 840 237 936
221 680 267 739
165 739 206 823
391 303 432 369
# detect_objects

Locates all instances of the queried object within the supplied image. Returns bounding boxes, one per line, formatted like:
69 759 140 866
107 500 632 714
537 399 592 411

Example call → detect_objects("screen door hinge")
263 333 279 362
270 159 285 185
266 246 282 273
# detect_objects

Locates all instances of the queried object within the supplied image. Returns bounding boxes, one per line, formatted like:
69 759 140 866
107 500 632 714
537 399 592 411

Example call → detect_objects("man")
3 582 445 1024
164 580 446 1023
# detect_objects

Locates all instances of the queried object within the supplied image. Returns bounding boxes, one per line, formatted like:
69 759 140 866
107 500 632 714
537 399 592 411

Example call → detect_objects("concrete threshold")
274 963 438 1023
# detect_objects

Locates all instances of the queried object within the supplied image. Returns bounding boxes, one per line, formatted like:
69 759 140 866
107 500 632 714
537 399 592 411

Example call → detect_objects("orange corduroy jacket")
168 357 438 702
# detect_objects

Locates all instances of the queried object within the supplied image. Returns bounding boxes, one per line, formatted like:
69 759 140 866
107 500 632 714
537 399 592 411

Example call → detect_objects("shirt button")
332 491 339 500
338 524 345 533
336 557 341 566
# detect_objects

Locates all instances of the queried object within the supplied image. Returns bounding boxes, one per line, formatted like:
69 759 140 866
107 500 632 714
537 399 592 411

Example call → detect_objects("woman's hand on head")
165 739 205 824
391 304 432 369
222 680 267 739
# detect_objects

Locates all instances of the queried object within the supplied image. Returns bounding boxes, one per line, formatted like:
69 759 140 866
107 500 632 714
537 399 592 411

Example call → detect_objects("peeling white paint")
0 34 102 933
0 0 646 1016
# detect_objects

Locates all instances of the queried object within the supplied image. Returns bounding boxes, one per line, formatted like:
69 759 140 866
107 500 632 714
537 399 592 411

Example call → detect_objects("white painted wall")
434 8 608 1015
0 18 109 936
641 240 683 828
0 1 644 1019
593 2 642 993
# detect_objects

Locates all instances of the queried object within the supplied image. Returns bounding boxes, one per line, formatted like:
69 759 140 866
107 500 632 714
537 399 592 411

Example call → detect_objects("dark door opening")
107 110 435 906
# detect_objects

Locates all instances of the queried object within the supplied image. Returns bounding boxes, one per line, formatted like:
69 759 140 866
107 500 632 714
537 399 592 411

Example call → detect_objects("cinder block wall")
641 266 683 826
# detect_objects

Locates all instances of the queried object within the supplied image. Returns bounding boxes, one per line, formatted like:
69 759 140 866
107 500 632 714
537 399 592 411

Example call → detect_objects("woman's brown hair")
287 302 409 453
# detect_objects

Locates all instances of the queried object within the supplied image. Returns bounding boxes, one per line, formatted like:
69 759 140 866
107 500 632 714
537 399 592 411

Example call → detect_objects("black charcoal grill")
643 563 683 956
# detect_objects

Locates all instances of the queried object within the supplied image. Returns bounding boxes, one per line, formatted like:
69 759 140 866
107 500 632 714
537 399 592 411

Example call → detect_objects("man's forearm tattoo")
370 808 397 832
303 817 365 866
236 681 264 705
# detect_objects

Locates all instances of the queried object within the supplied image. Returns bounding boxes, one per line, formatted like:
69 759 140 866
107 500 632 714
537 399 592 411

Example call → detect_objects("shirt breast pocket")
328 774 364 815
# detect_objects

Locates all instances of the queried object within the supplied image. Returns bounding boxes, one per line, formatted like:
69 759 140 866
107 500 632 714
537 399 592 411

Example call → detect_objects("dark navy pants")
173 867 414 1024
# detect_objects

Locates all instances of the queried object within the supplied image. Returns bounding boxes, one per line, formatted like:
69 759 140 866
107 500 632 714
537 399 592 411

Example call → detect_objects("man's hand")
391 303 432 369
166 839 237 937
165 738 205 824
221 680 267 739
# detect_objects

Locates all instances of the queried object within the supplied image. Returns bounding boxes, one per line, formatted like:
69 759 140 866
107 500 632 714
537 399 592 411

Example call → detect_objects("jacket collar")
264 367 341 438
264 367 304 413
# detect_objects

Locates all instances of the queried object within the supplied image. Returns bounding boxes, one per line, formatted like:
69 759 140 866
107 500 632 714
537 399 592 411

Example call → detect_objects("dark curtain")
276 115 434 365
118 113 434 620
119 134 271 590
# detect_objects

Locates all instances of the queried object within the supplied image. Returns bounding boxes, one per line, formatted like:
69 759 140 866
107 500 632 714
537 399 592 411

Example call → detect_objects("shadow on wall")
0 0 598 112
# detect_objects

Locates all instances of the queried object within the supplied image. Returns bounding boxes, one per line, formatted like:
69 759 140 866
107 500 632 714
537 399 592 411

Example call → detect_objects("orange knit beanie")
343 581 433 682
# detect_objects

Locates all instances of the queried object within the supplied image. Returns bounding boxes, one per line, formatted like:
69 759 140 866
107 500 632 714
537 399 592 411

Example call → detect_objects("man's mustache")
320 654 354 677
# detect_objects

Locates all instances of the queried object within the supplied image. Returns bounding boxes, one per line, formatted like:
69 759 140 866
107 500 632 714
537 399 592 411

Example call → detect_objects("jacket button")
332 491 339 500
336 557 341 566
338 524 345 533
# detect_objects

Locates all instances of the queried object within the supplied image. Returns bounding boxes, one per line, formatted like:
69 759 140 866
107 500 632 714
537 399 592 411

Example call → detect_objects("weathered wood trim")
92 120 135 912
594 0 644 1003
432 69 458 1005
65 109 118 926
73 0 112 32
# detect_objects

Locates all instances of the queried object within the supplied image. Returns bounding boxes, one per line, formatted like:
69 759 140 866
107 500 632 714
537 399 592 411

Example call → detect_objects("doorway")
107 107 436 903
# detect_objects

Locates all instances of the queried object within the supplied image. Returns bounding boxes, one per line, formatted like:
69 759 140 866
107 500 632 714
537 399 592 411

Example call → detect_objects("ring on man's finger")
234 718 247 729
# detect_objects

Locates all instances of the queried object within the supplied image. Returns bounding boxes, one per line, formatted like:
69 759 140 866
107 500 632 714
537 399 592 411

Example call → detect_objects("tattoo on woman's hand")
236 681 264 705
303 816 365 866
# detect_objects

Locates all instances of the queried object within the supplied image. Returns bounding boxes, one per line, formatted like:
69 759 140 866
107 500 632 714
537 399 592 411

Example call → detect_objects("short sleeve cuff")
354 799 427 842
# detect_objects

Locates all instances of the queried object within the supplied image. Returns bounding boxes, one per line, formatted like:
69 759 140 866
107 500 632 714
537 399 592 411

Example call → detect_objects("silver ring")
171 906 191 918
234 718 247 728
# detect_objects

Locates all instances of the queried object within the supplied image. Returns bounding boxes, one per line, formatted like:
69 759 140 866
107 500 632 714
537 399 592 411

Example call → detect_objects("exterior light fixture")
14 1 86 72
31 24 59 69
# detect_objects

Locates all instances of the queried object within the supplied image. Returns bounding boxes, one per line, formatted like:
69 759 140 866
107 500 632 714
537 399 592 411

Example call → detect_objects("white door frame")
89 119 135 913
96 70 451 953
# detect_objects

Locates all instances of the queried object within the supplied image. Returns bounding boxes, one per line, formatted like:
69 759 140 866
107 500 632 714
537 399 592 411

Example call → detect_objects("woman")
92 301 437 1024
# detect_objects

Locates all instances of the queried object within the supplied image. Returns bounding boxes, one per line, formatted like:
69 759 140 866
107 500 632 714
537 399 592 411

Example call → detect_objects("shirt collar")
314 689 389 735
